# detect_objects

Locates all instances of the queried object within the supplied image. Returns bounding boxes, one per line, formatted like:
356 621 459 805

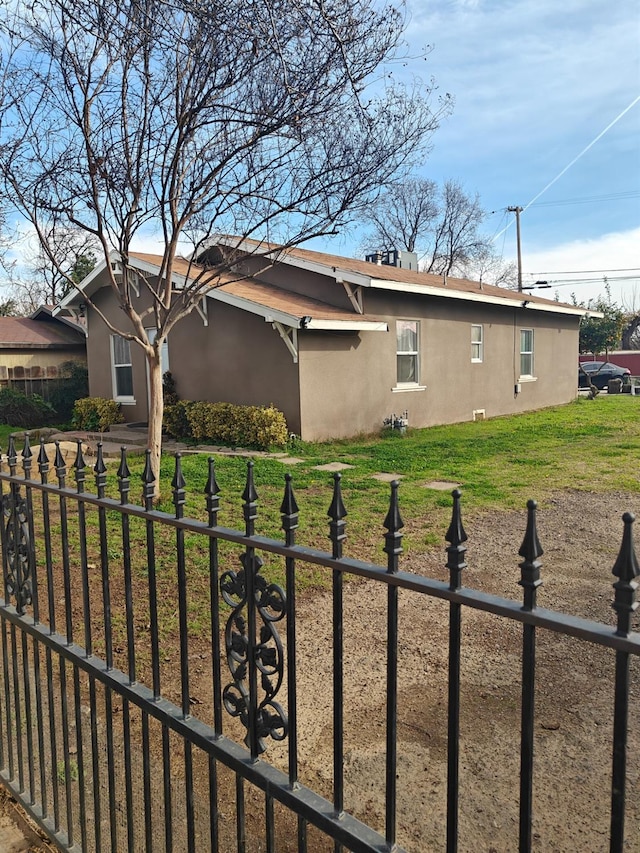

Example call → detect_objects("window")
471 324 483 362
520 329 534 377
396 320 419 385
146 328 170 374
111 335 134 400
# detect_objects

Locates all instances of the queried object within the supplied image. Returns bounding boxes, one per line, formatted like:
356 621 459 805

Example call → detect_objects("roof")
0 316 86 348
215 237 590 318
56 240 592 325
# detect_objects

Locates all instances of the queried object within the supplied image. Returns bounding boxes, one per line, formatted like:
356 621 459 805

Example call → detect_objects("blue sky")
320 0 640 307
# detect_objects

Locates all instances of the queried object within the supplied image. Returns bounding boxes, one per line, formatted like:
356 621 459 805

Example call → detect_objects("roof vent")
365 249 418 271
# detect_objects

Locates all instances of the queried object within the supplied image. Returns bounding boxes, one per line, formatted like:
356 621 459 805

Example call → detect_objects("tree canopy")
578 296 625 357
362 178 515 284
0 0 448 489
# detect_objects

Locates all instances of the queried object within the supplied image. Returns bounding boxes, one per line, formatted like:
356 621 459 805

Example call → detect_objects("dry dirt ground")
1 490 638 852
258 489 640 852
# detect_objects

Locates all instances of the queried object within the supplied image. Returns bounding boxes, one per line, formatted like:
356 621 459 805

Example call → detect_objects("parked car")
578 361 631 389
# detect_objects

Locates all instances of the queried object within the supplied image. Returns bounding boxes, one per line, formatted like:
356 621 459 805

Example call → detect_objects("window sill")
392 384 426 393
471 359 483 364
115 398 136 405
518 376 537 383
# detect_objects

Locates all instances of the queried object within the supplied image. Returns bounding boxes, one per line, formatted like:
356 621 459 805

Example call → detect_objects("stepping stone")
274 457 305 465
371 473 404 482
423 480 461 491
313 462 355 472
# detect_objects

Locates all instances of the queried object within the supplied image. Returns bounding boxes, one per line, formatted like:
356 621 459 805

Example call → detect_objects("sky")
317 0 640 307
3 0 638 310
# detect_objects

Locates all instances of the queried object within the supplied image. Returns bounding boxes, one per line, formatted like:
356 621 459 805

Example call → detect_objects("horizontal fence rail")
0 435 637 852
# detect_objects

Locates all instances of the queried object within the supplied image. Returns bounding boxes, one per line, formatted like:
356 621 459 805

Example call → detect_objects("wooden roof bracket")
194 296 208 326
272 321 298 363
340 280 363 314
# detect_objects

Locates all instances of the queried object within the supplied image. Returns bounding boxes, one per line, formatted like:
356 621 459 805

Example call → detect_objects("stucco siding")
297 293 580 441
168 301 302 434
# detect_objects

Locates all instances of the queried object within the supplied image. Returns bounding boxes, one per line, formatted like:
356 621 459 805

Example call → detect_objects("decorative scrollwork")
2 491 33 614
222 550 288 754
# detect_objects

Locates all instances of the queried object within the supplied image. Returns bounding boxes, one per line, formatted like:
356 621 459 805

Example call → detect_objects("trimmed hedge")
72 397 124 432
163 400 288 450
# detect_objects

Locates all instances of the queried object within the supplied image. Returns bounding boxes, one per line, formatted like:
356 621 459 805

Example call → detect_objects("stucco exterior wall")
86 281 303 432
83 266 580 442
167 301 302 433
297 292 580 441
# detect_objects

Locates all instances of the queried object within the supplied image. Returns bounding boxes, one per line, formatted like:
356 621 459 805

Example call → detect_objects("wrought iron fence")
0 434 637 852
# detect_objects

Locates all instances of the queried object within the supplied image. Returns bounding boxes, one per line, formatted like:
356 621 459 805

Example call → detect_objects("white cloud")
522 226 640 307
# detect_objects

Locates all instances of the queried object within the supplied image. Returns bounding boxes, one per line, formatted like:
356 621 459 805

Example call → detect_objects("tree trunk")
146 353 164 502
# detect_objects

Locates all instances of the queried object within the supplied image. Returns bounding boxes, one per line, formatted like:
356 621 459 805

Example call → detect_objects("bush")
163 400 194 439
0 388 56 428
49 360 89 421
72 397 124 431
164 399 288 449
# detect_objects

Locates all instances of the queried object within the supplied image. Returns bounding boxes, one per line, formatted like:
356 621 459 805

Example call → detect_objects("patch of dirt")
259 489 640 852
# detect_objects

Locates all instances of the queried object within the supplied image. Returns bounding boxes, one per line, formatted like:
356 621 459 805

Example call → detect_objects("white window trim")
471 324 483 363
395 319 423 390
519 328 536 380
111 335 136 403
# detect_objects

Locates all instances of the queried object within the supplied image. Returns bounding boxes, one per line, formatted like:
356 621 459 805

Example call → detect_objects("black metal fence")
0 435 637 852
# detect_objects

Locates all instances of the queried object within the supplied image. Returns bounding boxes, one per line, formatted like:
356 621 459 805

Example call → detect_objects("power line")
529 267 640 275
492 94 640 242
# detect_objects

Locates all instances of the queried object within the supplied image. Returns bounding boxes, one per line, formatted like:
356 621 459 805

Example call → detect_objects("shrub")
0 388 56 428
72 397 124 431
49 360 89 421
163 371 179 405
163 400 194 439
164 399 288 449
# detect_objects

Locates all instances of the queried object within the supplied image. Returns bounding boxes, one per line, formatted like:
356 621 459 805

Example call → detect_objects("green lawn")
5 396 638 564
136 396 640 562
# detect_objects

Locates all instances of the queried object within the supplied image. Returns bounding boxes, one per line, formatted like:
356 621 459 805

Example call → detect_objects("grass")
7 395 640 567
91 395 640 564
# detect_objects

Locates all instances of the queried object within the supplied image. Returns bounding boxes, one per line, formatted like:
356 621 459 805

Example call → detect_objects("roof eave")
370 279 589 317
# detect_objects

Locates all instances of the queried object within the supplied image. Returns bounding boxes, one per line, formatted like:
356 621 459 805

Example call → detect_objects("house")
55 239 588 441
0 306 86 397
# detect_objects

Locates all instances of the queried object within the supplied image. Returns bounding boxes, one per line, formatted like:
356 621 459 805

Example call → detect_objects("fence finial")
328 472 347 558
172 453 186 519
21 433 32 478
383 480 404 572
518 499 543 610
117 446 130 504
54 441 66 485
205 457 220 524
74 439 86 492
37 439 49 483
612 512 639 637
7 435 17 473
446 488 467 589
242 461 258 534
280 473 299 544
142 449 155 510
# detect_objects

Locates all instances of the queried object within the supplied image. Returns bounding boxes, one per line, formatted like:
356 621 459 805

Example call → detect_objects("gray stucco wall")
297 291 580 441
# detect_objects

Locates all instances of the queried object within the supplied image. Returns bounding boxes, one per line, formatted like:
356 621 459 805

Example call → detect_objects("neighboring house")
0 307 87 396
55 239 588 441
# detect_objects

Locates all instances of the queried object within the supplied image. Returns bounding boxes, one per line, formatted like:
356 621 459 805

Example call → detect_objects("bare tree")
0 0 448 492
363 178 512 281
4 224 99 314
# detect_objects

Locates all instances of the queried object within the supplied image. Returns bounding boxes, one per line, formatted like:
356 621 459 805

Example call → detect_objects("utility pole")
508 206 523 292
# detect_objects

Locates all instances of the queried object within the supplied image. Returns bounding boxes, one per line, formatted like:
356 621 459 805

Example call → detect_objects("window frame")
471 324 483 363
394 319 424 391
519 328 535 379
111 334 135 402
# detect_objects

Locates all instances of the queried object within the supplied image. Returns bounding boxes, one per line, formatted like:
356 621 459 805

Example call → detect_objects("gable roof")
0 316 86 348
56 239 592 326
213 236 590 318
56 250 388 331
